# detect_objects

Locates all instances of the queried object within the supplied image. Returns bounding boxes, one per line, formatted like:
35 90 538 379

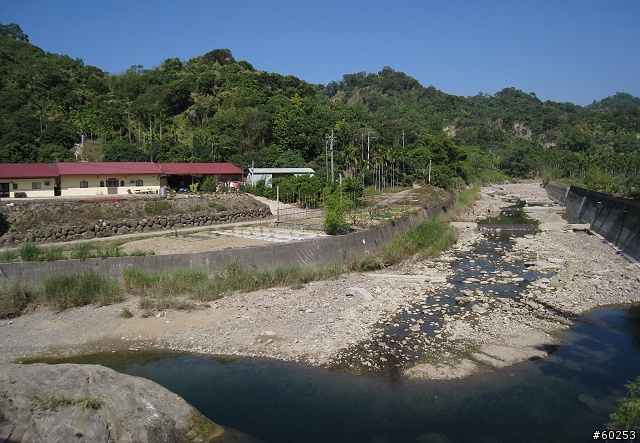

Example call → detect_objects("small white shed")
247 168 315 187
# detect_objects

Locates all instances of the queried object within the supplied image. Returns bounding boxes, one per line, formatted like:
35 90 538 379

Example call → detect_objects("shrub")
0 283 34 318
609 375 640 430
208 201 226 211
144 200 172 215
0 249 18 262
70 242 92 260
119 307 134 318
201 176 218 193
40 272 122 309
18 243 41 262
39 246 64 262
323 186 353 235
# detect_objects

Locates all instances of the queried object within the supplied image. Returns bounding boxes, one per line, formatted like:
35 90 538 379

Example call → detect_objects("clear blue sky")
2 0 639 106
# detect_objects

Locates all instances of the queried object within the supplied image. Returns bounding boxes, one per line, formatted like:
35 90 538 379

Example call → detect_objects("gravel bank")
1 181 638 380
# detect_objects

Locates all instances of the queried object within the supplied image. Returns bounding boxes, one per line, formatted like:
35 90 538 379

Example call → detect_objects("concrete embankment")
544 183 640 261
0 198 453 288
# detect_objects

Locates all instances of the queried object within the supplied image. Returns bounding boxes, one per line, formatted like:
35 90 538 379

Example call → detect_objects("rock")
488 204 501 213
526 301 540 310
346 287 374 301
471 304 488 314
0 363 260 443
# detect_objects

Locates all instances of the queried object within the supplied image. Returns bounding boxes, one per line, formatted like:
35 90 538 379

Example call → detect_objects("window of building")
80 180 89 188
106 178 118 187
120 180 125 187
32 182 42 189
135 179 144 186
100 180 105 187
12 184 17 190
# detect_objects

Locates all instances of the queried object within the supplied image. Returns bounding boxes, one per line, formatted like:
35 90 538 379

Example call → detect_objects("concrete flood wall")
0 198 453 288
544 183 640 261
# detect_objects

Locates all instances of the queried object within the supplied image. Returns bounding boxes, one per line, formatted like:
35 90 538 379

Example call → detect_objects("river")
48 222 640 443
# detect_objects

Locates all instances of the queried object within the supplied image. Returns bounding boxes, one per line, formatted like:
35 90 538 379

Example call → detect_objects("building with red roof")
0 163 60 197
0 162 244 198
158 163 244 190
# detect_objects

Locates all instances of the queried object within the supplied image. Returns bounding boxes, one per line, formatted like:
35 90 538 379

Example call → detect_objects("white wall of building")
9 178 56 197
60 174 161 196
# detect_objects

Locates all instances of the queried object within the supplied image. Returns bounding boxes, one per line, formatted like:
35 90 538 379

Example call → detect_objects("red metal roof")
56 162 161 176
0 163 60 179
159 163 244 175
0 162 243 178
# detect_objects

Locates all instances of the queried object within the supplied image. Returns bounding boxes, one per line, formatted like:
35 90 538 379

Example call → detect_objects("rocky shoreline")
1 181 639 380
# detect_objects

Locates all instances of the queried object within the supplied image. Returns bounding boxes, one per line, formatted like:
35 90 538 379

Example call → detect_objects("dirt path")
1 181 638 380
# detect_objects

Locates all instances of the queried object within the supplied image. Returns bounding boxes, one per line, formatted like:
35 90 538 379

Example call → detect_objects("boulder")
0 363 261 443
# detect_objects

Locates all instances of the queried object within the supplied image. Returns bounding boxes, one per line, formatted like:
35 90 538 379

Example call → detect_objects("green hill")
1 23 639 196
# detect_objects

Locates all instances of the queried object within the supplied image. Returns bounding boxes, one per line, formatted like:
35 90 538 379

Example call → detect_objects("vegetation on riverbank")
0 241 153 263
348 186 480 271
0 187 478 318
609 375 640 431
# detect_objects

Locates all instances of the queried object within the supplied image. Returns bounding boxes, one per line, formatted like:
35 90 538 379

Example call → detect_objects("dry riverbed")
1 181 639 380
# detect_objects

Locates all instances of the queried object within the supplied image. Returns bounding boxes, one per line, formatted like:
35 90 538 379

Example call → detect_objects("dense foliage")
1 24 639 196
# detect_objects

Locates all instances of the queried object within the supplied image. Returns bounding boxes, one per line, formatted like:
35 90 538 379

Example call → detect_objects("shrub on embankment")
0 261 344 318
347 186 479 271
0 188 479 319
0 271 122 317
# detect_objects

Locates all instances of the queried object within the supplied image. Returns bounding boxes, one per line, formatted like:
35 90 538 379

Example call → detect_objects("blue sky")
2 0 639 106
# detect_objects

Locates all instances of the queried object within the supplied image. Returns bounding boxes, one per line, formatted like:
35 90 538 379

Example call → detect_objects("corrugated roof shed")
56 162 161 175
250 168 315 174
159 163 243 175
0 163 60 179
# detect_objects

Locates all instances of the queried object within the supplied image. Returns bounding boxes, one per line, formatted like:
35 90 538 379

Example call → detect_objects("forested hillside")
1 24 639 196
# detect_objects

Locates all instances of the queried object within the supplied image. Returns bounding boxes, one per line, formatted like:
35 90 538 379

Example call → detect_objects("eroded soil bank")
1 181 639 380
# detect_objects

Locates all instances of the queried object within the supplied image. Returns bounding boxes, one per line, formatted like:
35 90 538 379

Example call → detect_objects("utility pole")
367 132 377 169
326 130 336 182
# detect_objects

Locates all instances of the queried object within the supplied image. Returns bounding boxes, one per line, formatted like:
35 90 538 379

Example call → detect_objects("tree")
322 185 353 235
0 23 29 41
102 139 148 162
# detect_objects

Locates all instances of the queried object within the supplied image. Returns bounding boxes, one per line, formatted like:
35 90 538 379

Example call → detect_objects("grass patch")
208 201 227 211
18 243 41 262
39 246 64 262
144 199 172 215
30 396 101 411
70 242 92 260
0 249 18 262
40 271 123 310
0 283 35 318
96 243 124 259
123 261 343 307
119 307 134 318
379 218 458 266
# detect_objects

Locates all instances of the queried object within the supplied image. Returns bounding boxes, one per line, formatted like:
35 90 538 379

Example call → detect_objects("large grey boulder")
0 363 260 443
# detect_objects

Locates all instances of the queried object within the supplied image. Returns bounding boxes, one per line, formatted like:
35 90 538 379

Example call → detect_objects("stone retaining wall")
0 207 271 246
0 198 453 288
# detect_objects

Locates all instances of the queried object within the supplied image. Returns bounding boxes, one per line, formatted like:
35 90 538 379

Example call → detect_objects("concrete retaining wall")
544 183 640 261
0 198 453 288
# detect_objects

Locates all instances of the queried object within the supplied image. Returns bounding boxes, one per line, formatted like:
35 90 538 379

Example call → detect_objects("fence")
276 205 324 223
